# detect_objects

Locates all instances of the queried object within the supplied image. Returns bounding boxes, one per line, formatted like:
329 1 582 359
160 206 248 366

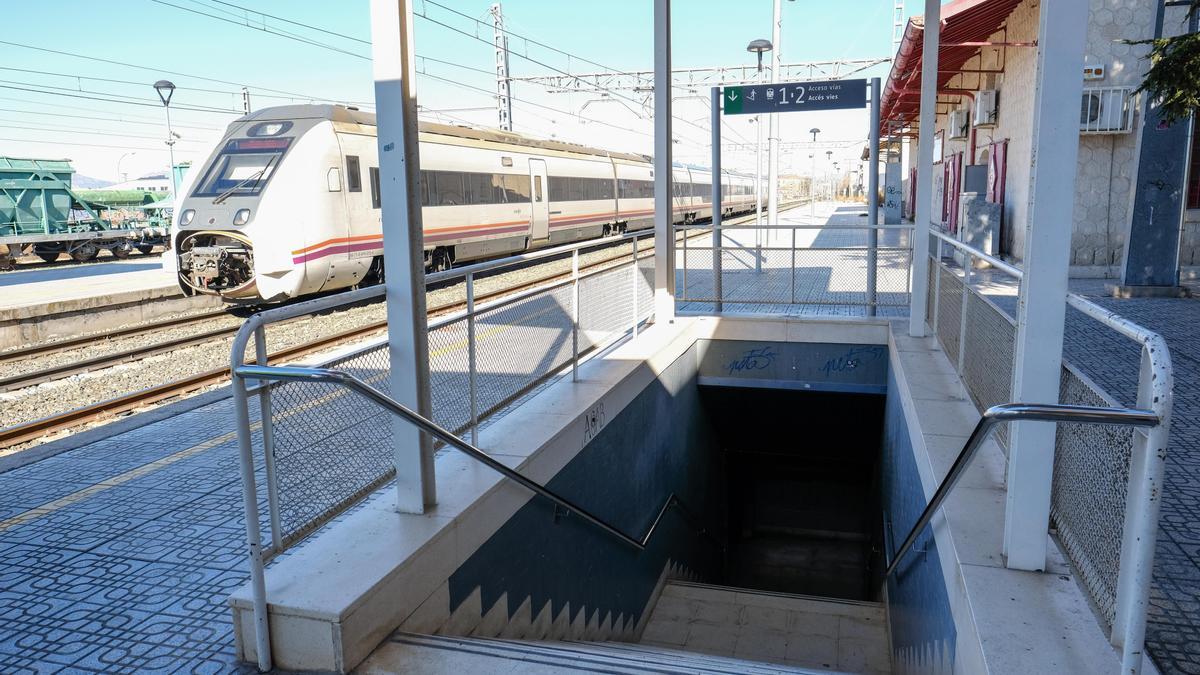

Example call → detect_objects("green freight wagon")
0 157 169 266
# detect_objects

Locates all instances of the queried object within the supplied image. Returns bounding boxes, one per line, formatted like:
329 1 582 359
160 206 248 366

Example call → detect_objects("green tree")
1134 1 1200 124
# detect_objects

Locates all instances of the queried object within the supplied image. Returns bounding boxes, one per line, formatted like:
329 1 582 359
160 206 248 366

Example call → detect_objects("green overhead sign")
723 79 868 115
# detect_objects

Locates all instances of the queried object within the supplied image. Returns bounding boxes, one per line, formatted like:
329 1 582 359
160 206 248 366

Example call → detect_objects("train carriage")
174 104 759 303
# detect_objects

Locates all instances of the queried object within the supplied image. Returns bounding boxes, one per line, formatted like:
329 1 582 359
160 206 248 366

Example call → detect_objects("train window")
369 167 381 209
534 176 543 202
346 156 362 192
548 176 569 202
191 137 292 198
434 171 465 206
503 174 531 202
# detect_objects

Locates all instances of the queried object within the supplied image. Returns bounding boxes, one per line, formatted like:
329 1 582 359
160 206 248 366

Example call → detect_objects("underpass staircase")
359 581 890 674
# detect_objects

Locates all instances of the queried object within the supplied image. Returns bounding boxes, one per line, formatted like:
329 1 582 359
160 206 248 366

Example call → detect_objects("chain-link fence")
926 230 1173 656
675 224 912 314
233 232 657 559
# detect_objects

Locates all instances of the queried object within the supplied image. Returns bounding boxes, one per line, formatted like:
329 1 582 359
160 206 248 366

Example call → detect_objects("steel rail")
0 324 241 392
234 363 722 553
884 402 1160 581
0 308 229 365
0 319 388 449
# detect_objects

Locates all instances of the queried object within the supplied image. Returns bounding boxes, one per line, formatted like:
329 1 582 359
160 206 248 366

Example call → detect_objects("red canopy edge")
879 0 1026 137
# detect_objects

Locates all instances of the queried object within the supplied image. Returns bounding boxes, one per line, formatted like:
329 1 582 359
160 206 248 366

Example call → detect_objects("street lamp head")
747 39 773 72
153 80 176 107
746 39 773 54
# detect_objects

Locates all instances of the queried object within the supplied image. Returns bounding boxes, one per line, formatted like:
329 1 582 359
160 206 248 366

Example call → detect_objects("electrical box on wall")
973 90 999 127
948 109 970 140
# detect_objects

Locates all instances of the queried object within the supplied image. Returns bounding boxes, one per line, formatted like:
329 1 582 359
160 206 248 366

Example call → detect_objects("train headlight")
180 209 195 226
233 209 251 226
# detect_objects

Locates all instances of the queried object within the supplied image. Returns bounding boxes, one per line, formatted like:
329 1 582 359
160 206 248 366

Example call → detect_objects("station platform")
1 204 1199 673
0 258 220 348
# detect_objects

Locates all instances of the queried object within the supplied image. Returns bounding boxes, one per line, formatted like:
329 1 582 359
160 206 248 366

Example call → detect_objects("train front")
174 107 326 303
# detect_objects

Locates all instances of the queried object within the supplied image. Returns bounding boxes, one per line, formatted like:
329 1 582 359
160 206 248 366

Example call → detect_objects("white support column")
766 0 782 226
370 0 436 513
1003 0 1089 571
908 0 938 337
653 0 675 322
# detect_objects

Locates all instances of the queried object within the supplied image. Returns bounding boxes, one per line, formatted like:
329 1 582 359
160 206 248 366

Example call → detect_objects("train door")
528 158 549 241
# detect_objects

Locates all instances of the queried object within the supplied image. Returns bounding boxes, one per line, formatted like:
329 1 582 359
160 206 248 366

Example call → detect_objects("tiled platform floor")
0 399 261 673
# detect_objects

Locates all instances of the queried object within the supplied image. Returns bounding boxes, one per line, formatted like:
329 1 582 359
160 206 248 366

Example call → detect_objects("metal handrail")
234 363 722 553
884 402 1159 580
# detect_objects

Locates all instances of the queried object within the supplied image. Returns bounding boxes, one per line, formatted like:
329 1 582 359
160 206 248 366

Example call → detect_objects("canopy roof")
878 0 1025 136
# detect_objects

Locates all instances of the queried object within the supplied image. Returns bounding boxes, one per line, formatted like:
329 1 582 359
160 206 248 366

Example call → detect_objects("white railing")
229 230 655 670
928 229 1172 675
675 223 915 315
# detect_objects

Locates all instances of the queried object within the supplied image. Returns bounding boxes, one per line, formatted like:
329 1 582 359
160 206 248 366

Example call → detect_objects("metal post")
254 326 282 551
931 237 943 331
572 248 580 382
491 3 513 132
1003 0 1089 571
164 106 178 200
755 63 764 274
467 272 478 446
790 226 797 303
631 236 640 337
370 0 436 513
232 370 271 672
682 225 689 301
712 86 723 312
867 77 881 317
653 0 675 322
767 0 782 226
908 0 939 337
1112 342 1172 674
957 254 971 374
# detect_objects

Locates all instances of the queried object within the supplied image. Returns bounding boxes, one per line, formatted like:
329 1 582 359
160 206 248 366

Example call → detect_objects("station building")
881 0 1199 278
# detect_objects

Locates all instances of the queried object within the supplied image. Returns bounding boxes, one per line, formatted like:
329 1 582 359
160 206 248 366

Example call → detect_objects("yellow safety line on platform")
0 425 252 534
1 300 574 535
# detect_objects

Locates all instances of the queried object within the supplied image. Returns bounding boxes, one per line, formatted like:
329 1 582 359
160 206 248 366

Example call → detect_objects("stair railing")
883 402 1160 672
234 363 723 671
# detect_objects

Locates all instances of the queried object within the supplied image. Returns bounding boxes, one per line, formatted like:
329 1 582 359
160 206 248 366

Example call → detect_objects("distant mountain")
74 175 115 189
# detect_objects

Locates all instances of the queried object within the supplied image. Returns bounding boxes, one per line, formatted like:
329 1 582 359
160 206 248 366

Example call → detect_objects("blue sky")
0 0 906 181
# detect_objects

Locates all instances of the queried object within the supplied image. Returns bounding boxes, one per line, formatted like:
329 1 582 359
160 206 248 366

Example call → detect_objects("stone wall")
923 0 1157 274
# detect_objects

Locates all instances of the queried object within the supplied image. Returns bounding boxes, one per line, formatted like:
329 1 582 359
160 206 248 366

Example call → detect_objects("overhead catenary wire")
0 121 211 143
148 0 371 61
0 106 221 130
0 39 361 103
0 82 243 115
0 137 208 153
204 0 371 45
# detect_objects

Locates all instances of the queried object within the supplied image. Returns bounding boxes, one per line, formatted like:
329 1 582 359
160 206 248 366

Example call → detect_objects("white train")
174 104 759 303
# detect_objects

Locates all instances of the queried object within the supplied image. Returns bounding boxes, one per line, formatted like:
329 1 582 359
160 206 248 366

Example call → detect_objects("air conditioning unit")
948 109 970 140
1080 87 1134 134
973 90 999 127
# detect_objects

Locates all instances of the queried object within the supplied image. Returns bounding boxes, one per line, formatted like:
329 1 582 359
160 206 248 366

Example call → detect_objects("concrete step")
638 582 890 674
357 632 846 674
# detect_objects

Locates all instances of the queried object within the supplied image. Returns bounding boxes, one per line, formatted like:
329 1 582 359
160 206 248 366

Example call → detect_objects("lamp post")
747 38 772 230
833 161 840 200
747 38 773 273
825 150 833 205
808 128 820 217
153 80 179 200
117 151 136 184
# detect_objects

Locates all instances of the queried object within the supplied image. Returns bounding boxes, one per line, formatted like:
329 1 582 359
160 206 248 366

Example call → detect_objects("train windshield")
192 137 292 198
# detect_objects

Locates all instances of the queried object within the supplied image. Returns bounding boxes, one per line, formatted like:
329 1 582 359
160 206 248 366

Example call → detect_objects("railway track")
0 204 798 450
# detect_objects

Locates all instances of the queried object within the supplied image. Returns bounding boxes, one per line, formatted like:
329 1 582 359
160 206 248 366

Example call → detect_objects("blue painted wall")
882 366 957 670
449 346 726 627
